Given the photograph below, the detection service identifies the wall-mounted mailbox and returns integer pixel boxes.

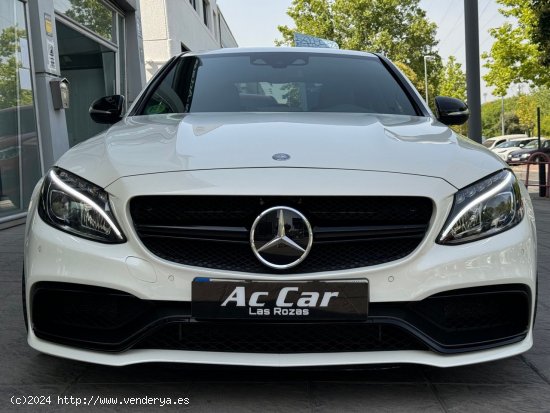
[49,78,70,110]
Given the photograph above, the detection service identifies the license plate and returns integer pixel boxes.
[192,279,368,321]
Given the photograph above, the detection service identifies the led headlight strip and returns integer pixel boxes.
[39,168,126,243]
[438,170,524,245]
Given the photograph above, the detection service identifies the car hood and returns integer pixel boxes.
[57,113,505,189]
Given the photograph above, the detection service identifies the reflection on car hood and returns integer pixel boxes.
[57,113,505,189]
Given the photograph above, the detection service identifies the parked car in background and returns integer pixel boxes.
[507,139,550,164]
[482,134,528,150]
[491,138,538,161]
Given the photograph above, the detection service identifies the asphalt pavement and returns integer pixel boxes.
[0,196,549,412]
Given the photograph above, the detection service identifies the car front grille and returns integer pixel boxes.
[129,196,433,273]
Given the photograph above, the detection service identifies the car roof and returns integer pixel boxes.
[487,134,527,141]
[180,47,378,59]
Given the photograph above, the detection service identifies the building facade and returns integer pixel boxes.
[140,0,238,79]
[0,0,146,225]
[0,0,239,225]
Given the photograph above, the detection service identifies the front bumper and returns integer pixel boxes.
[24,169,538,367]
[31,282,531,354]
[24,213,537,367]
[495,152,508,161]
[27,331,533,368]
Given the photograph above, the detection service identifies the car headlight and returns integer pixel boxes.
[38,168,126,243]
[437,170,524,245]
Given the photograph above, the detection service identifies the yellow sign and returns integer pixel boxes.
[44,13,53,37]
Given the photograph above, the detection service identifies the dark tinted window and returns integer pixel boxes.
[141,52,417,116]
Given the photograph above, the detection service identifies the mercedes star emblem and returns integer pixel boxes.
[272,153,291,161]
[250,206,313,270]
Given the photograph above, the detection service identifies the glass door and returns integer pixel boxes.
[0,0,41,220]
[56,20,117,147]
[54,0,125,147]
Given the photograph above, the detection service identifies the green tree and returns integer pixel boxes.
[64,0,113,40]
[277,0,442,90]
[481,99,502,137]
[481,96,521,137]
[436,56,467,135]
[393,61,423,94]
[0,26,33,109]
[483,0,550,96]
[481,88,550,138]
[277,0,335,46]
[532,0,550,66]
[502,112,524,134]
[438,56,467,101]
[516,94,537,135]
[534,87,550,137]
[394,60,441,109]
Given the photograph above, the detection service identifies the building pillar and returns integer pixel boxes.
[118,0,146,104]
[27,0,69,170]
[464,0,482,143]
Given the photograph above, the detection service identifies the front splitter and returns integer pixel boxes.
[27,329,533,368]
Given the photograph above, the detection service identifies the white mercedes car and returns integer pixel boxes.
[24,48,537,368]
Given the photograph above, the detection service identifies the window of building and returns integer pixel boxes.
[189,0,196,10]
[213,10,219,41]
[202,0,209,27]
[53,0,116,43]
[0,0,41,220]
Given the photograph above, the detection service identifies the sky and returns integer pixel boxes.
[216,0,514,102]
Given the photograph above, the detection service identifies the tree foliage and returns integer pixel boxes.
[277,0,442,88]
[482,100,524,137]
[481,88,550,138]
[0,26,33,109]
[393,61,423,94]
[532,0,550,66]
[516,94,537,135]
[438,56,467,101]
[483,0,550,96]
[435,56,468,135]
[64,0,113,40]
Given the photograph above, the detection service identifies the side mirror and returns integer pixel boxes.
[435,96,469,126]
[519,144,525,148]
[89,95,124,124]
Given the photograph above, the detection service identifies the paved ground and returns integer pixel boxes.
[0,197,549,412]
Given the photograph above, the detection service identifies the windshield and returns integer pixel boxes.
[483,140,496,148]
[525,140,548,149]
[495,140,529,148]
[139,52,418,116]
